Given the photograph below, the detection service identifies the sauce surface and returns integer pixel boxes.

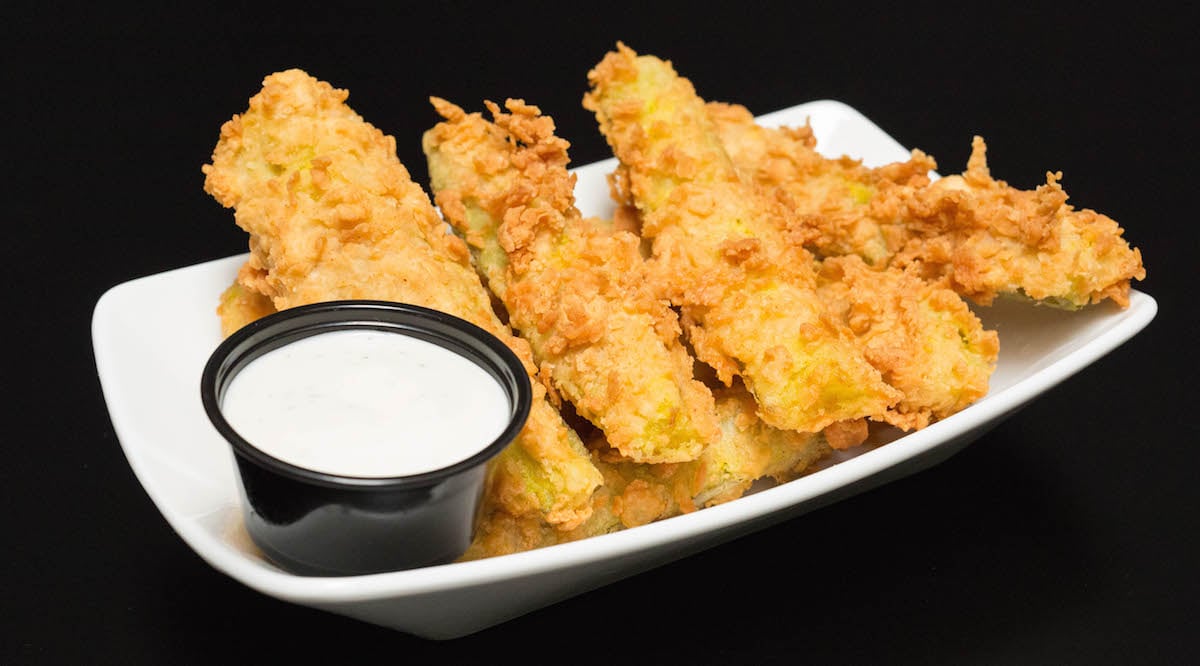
[221,329,511,477]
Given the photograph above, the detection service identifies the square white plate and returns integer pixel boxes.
[92,100,1156,639]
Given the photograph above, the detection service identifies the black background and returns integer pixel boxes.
[5,4,1197,663]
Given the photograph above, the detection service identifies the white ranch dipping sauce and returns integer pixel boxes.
[221,329,512,477]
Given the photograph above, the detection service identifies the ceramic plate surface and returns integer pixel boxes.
[92,100,1156,639]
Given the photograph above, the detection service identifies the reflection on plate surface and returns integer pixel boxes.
[92,100,1156,639]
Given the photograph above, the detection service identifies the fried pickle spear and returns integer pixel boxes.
[895,137,1145,308]
[423,97,720,464]
[583,43,900,433]
[462,386,833,559]
[816,256,999,430]
[710,102,1145,308]
[202,69,601,529]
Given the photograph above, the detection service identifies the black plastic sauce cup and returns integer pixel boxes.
[201,301,532,576]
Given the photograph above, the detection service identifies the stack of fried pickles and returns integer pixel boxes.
[203,43,1143,559]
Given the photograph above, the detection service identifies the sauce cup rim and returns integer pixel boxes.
[200,300,532,490]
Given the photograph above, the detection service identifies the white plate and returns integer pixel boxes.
[92,100,1156,639]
